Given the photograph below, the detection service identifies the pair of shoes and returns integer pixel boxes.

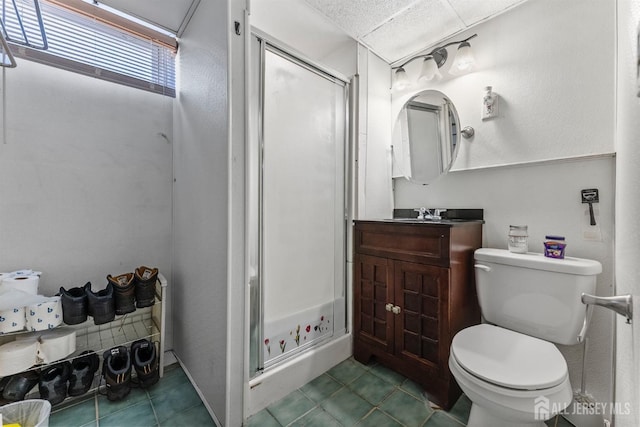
[37,351,100,405]
[102,339,159,401]
[108,267,158,314]
[84,283,115,325]
[2,370,39,402]
[68,351,100,396]
[39,361,71,405]
[60,283,116,325]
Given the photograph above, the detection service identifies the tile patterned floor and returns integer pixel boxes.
[247,357,576,427]
[49,357,577,426]
[48,363,215,427]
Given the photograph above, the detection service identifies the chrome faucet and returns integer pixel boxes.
[582,293,633,324]
[414,207,428,219]
[413,207,447,220]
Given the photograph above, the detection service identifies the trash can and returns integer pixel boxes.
[0,399,51,427]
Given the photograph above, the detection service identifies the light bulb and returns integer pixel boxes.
[393,67,409,90]
[451,42,475,75]
[417,57,441,82]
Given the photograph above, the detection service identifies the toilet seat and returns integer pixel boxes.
[451,324,568,391]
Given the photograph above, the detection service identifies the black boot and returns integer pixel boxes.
[39,362,71,405]
[131,339,159,388]
[134,266,158,308]
[107,273,136,315]
[59,286,88,325]
[85,282,115,325]
[102,346,131,401]
[68,351,100,396]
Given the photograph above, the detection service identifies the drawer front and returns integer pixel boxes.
[355,222,450,266]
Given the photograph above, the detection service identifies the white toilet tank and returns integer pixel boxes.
[474,248,602,345]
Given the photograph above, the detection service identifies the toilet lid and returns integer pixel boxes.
[451,324,568,390]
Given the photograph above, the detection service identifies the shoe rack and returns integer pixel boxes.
[0,274,168,405]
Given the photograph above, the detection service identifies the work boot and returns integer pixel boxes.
[134,266,158,308]
[68,351,100,396]
[107,273,136,315]
[85,282,115,325]
[131,339,159,388]
[59,286,88,325]
[102,346,131,401]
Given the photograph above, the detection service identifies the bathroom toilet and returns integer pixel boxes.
[449,248,602,427]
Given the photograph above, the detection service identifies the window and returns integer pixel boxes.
[2,0,176,97]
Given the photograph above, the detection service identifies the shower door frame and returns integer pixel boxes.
[248,32,352,378]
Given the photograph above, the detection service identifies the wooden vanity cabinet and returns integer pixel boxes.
[353,220,482,410]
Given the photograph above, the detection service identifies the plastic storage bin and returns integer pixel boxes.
[0,399,51,427]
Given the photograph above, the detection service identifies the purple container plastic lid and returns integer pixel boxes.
[545,235,565,241]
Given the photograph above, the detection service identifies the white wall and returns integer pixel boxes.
[615,0,640,425]
[391,0,615,171]
[0,59,173,343]
[385,0,616,413]
[172,0,230,423]
[250,0,356,78]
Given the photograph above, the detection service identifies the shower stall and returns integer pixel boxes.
[247,33,352,413]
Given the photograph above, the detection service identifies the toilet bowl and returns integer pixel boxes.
[450,324,572,426]
[449,248,602,427]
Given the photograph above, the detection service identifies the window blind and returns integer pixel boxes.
[3,0,176,97]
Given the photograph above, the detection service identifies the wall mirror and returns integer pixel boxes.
[393,90,460,184]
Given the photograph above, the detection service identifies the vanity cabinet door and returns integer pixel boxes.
[354,254,394,353]
[394,260,450,376]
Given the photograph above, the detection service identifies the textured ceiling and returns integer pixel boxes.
[303,0,527,63]
[99,0,199,34]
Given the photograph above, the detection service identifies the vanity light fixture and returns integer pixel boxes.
[392,34,477,90]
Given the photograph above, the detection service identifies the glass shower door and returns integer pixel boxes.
[250,39,347,372]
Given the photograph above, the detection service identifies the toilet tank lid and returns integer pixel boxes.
[475,248,602,275]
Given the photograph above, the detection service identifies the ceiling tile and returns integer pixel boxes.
[303,0,419,38]
[361,0,464,62]
[446,0,526,26]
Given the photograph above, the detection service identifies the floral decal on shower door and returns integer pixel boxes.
[263,313,332,362]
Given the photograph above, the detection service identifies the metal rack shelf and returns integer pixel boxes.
[0,274,167,405]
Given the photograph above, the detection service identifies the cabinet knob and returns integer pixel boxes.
[392,306,401,314]
[385,303,394,312]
